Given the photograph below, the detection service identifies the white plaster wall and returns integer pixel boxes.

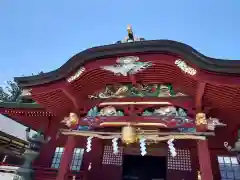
[0,166,21,180]
[0,114,36,140]
[0,172,16,180]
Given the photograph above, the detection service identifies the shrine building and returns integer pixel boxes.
[0,115,28,165]
[1,26,240,180]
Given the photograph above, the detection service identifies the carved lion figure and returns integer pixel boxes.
[154,106,178,116]
[99,106,118,116]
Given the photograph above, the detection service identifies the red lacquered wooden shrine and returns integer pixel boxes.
[1,27,240,180]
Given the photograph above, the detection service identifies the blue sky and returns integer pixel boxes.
[0,1,240,85]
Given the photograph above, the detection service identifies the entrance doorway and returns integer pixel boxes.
[122,155,166,180]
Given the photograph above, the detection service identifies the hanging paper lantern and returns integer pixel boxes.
[139,137,147,156]
[86,137,93,152]
[167,138,177,157]
[121,126,136,144]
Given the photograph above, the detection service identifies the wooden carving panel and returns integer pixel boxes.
[89,83,187,99]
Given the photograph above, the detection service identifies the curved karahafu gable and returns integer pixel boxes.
[14,40,240,87]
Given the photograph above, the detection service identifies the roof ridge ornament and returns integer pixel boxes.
[117,25,145,43]
[101,56,152,76]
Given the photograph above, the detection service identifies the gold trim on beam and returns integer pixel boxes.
[61,130,207,141]
[61,130,214,141]
[147,135,206,141]
[99,122,168,127]
[61,129,215,136]
[136,123,168,127]
[99,101,172,106]
[61,131,120,139]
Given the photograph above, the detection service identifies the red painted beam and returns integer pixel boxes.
[195,82,206,112]
[84,96,195,113]
[30,80,82,113]
[22,54,240,88]
[29,71,237,117]
[22,55,239,117]
[31,80,79,105]
[82,54,240,86]
[129,75,137,85]
[30,81,64,94]
[29,55,240,93]
[87,96,193,105]
[0,108,53,116]
[129,104,136,116]
[28,55,239,117]
[30,81,195,117]
[61,82,81,111]
[79,116,195,129]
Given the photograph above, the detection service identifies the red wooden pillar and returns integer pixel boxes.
[83,139,104,180]
[197,140,213,180]
[56,136,76,180]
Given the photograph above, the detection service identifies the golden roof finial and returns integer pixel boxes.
[116,25,144,43]
[127,25,133,33]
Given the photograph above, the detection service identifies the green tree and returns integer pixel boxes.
[0,86,9,101]
[0,81,22,102]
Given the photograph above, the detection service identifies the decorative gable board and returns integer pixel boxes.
[102,146,123,166]
[167,149,192,171]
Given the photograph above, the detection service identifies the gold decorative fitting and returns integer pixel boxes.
[67,67,85,83]
[61,112,79,128]
[69,113,79,124]
[196,113,207,125]
[175,59,197,76]
[119,25,143,43]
